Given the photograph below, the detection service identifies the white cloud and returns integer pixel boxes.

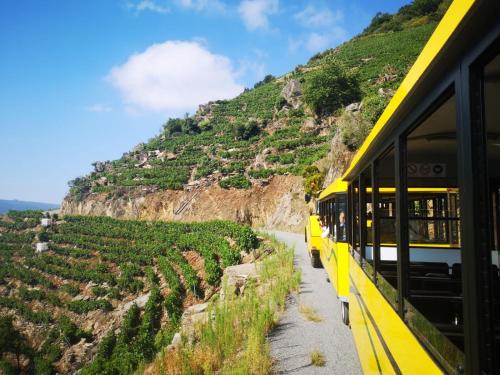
[288,28,347,54]
[294,5,343,29]
[306,32,330,53]
[127,0,170,14]
[176,0,225,12]
[236,59,265,86]
[86,104,113,113]
[289,4,347,54]
[108,41,244,112]
[238,0,279,31]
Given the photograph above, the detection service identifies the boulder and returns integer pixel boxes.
[345,102,362,112]
[171,332,182,348]
[281,79,303,109]
[92,161,112,173]
[181,303,209,337]
[95,177,108,186]
[378,87,395,98]
[221,263,258,299]
[115,292,151,317]
[56,338,94,374]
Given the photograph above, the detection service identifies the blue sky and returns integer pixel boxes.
[0,0,410,204]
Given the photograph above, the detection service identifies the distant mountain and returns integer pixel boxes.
[0,199,59,214]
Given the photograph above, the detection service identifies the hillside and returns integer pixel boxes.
[0,210,259,373]
[62,0,450,230]
[0,200,59,215]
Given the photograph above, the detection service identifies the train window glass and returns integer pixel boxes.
[351,180,360,261]
[328,198,335,237]
[407,192,460,246]
[375,146,398,308]
[334,194,347,242]
[404,93,464,373]
[362,168,374,279]
[484,51,500,358]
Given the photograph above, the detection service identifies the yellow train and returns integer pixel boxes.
[305,1,500,373]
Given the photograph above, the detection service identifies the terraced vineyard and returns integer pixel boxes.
[0,211,258,374]
[67,1,450,203]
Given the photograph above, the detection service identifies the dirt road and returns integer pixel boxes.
[268,231,362,374]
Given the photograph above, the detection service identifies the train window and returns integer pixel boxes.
[407,191,460,246]
[334,194,347,242]
[351,179,360,260]
[328,198,335,236]
[484,50,500,358]
[404,93,464,372]
[361,168,374,279]
[374,146,398,308]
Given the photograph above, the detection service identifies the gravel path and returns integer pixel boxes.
[268,231,362,375]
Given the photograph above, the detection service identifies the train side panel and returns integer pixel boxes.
[348,254,443,374]
[320,239,350,301]
[306,215,322,256]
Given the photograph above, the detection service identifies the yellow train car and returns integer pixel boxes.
[306,179,351,322]
[306,0,500,373]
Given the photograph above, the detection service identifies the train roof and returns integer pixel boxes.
[341,0,497,181]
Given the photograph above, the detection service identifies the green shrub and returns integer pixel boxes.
[248,169,275,179]
[62,284,80,296]
[303,59,361,116]
[163,116,200,136]
[219,175,252,189]
[302,166,325,196]
[232,120,260,140]
[253,74,275,88]
[362,94,389,124]
[363,12,393,34]
[67,299,112,314]
[58,315,93,344]
[337,110,373,151]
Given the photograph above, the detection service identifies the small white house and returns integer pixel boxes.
[41,218,52,227]
[36,242,49,253]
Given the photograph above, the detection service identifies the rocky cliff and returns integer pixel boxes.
[62,175,308,232]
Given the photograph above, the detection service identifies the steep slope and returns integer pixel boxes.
[0,210,259,374]
[62,0,450,231]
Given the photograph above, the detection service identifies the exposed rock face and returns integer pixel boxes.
[378,87,395,98]
[92,161,112,173]
[222,263,258,298]
[61,175,308,232]
[181,303,209,338]
[55,338,94,374]
[345,102,362,112]
[281,79,303,109]
[321,131,354,188]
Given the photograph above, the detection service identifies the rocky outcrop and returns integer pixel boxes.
[281,79,303,109]
[61,175,308,232]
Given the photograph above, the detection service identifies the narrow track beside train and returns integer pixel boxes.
[268,231,362,374]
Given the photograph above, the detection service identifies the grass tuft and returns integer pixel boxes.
[148,234,300,375]
[310,350,326,367]
[299,304,322,322]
